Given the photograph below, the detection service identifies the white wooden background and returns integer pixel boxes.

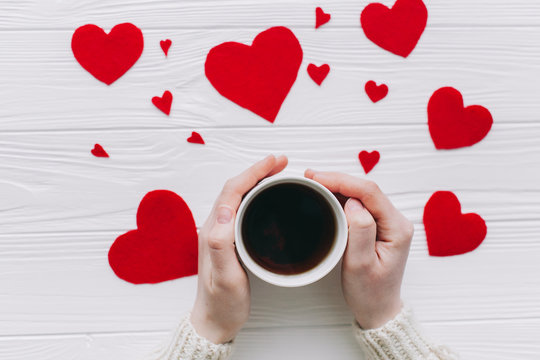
[1,0,540,358]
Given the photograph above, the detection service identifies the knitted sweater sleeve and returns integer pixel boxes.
[143,314,233,360]
[353,306,459,360]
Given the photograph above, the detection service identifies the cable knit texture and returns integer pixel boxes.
[143,314,233,360]
[353,306,459,360]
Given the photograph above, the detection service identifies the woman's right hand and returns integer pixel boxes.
[305,170,414,329]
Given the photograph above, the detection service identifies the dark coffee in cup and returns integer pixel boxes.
[241,182,337,275]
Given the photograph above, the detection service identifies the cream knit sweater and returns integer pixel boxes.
[145,307,458,360]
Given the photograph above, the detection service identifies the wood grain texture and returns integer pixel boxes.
[1,0,540,358]
[1,0,540,30]
[1,27,540,130]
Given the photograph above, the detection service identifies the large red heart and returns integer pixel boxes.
[205,26,303,123]
[72,23,144,85]
[108,190,198,284]
[361,0,428,58]
[428,87,493,150]
[423,191,487,257]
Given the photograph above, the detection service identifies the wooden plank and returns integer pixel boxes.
[1,27,540,131]
[0,125,539,234]
[1,220,539,335]
[1,0,539,30]
[1,319,539,360]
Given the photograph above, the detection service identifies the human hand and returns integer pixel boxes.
[191,155,288,344]
[304,170,414,329]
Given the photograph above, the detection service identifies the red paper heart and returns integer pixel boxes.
[187,131,205,144]
[361,0,427,58]
[307,63,330,86]
[423,191,487,257]
[91,144,109,158]
[108,190,198,284]
[315,7,331,29]
[152,90,173,115]
[205,26,303,123]
[71,23,144,85]
[428,87,493,150]
[358,150,380,174]
[365,81,388,103]
[160,39,172,56]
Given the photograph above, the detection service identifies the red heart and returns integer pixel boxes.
[307,63,330,86]
[358,150,380,174]
[423,191,487,257]
[108,190,198,284]
[187,131,205,144]
[361,0,427,58]
[428,87,493,150]
[160,39,172,56]
[365,81,388,103]
[71,23,144,85]
[152,90,173,115]
[91,144,109,158]
[315,7,331,29]
[205,26,303,123]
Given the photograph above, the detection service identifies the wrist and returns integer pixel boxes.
[354,299,403,330]
[190,308,237,344]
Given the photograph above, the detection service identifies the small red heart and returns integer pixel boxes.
[187,131,205,144]
[428,87,493,150]
[307,63,330,86]
[365,81,388,103]
[361,0,428,58]
[160,39,172,56]
[423,191,487,257]
[152,90,173,115]
[315,7,331,29]
[108,190,198,284]
[358,150,380,174]
[72,23,144,85]
[91,144,109,158]
[205,26,303,123]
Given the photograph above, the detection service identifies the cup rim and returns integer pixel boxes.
[234,175,348,287]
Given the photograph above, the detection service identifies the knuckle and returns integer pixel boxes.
[349,214,375,230]
[207,229,228,250]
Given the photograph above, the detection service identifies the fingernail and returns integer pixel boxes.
[346,198,363,211]
[217,206,233,224]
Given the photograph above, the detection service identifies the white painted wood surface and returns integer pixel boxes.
[1,0,539,359]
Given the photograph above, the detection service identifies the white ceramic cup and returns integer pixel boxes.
[234,175,348,287]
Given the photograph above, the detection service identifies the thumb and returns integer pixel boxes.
[344,198,377,258]
[207,205,241,279]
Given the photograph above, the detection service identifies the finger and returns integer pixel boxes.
[304,170,397,222]
[343,198,377,264]
[207,204,243,281]
[216,154,288,212]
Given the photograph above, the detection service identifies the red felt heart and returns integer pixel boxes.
[315,7,331,29]
[358,150,380,174]
[307,63,330,86]
[108,190,198,284]
[365,81,388,103]
[428,87,493,150]
[423,191,487,257]
[160,39,172,56]
[361,0,427,58]
[187,131,205,144]
[205,26,303,123]
[71,23,144,85]
[91,144,109,158]
[152,90,173,115]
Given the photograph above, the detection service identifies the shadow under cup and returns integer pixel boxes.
[235,176,348,287]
